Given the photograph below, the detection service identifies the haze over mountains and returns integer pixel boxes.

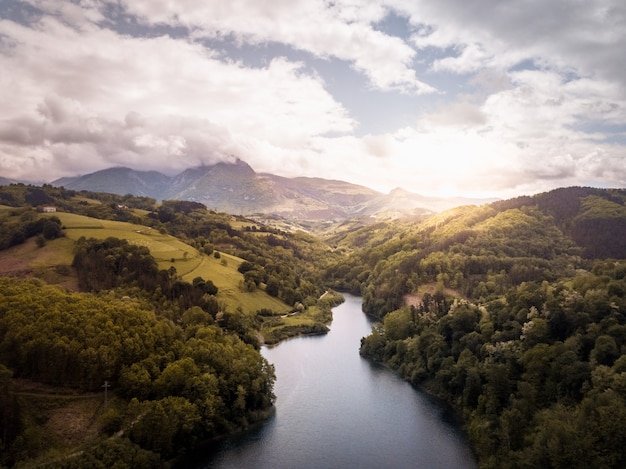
[49,159,495,220]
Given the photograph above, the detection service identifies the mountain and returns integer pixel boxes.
[260,174,381,219]
[52,167,171,199]
[164,160,276,213]
[49,159,497,220]
[355,187,497,218]
[0,176,26,186]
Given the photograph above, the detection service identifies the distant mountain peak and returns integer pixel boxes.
[388,187,412,197]
[45,159,500,220]
[214,158,255,174]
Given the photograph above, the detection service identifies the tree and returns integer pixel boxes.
[0,364,21,461]
[42,218,63,239]
[591,335,619,366]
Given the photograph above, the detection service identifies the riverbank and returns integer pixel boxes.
[259,290,344,345]
[195,294,476,469]
[171,406,277,468]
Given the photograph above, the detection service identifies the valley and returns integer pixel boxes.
[0,182,625,468]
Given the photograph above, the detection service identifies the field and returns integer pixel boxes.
[176,250,291,314]
[2,211,292,315]
[57,213,203,271]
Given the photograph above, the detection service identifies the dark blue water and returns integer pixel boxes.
[195,294,476,469]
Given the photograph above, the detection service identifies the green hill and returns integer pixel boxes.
[0,209,293,317]
[325,186,626,468]
[325,186,626,318]
[0,184,335,325]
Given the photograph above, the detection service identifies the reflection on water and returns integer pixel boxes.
[190,294,476,469]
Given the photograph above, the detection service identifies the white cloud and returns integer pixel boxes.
[0,0,625,199]
[417,100,486,129]
[0,11,354,180]
[296,61,626,197]
[114,0,434,94]
[395,0,626,87]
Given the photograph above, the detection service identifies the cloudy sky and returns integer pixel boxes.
[0,0,625,198]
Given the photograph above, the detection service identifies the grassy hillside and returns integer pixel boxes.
[3,211,292,316]
[183,251,291,315]
[58,212,198,270]
[0,185,338,336]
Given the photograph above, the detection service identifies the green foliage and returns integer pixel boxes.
[0,364,21,465]
[0,277,275,464]
[0,213,63,250]
[72,237,219,318]
[53,438,162,469]
[360,262,626,467]
[326,187,626,318]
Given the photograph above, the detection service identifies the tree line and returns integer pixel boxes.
[72,237,221,321]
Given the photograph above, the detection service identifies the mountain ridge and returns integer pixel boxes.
[40,160,496,220]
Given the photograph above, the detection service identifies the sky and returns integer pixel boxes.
[0,0,625,198]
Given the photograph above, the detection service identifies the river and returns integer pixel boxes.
[191,294,477,469]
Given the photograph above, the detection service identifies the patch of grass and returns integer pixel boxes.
[0,237,75,273]
[31,237,76,266]
[182,251,291,315]
[261,303,333,344]
[56,212,105,229]
[2,211,293,315]
[56,213,292,314]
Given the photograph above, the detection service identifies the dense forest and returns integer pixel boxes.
[0,277,275,467]
[325,187,626,317]
[326,187,626,468]
[1,183,626,467]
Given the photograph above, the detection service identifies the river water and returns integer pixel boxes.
[192,294,476,469]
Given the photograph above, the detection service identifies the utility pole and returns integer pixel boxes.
[102,380,111,410]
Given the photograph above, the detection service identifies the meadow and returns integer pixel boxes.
[28,212,293,315]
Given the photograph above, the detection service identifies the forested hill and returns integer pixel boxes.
[490,186,626,258]
[325,186,626,318]
[0,183,342,467]
[323,186,626,468]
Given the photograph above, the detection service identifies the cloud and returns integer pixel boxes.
[113,0,435,94]
[0,9,354,179]
[0,0,624,199]
[417,100,487,129]
[299,62,626,197]
[397,0,626,87]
